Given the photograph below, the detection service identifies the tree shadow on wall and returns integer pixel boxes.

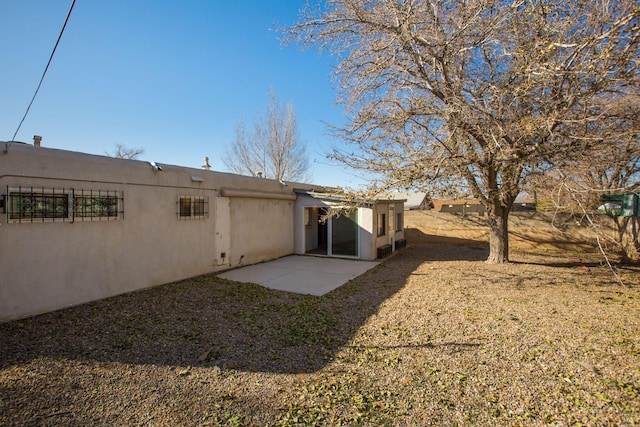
[0,228,485,376]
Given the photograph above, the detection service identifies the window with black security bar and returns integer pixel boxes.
[4,186,70,223]
[177,196,208,219]
[73,189,123,221]
[3,186,124,223]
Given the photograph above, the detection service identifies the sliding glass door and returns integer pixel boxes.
[304,207,359,258]
[330,209,358,257]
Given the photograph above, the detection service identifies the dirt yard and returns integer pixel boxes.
[404,210,607,251]
[1,212,639,426]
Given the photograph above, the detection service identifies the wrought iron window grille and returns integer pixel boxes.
[177,196,208,220]
[3,186,124,223]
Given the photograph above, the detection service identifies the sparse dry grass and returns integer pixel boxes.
[1,213,639,426]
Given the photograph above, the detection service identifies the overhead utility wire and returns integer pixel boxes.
[8,0,76,146]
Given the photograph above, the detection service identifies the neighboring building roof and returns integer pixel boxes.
[386,192,428,209]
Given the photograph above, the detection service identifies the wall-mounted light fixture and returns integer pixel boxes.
[149,161,162,171]
[190,176,204,182]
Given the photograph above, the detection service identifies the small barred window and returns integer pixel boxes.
[178,196,208,219]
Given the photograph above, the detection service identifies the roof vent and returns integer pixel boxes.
[202,157,211,170]
[33,135,42,147]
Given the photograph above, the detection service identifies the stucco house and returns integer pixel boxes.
[0,141,404,321]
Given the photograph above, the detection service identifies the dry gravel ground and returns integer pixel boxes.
[1,213,639,426]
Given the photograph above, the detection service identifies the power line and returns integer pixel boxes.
[9,0,76,144]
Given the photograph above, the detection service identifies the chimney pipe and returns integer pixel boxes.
[202,157,211,170]
[33,135,42,147]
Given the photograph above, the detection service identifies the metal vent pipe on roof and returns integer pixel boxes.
[33,135,42,147]
[202,157,211,170]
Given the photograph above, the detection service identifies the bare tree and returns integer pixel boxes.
[528,94,640,260]
[286,0,639,263]
[531,95,639,206]
[107,143,144,160]
[224,89,311,182]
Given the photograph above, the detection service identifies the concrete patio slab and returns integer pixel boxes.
[218,255,380,296]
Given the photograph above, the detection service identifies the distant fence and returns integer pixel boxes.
[511,202,537,212]
[439,203,485,215]
[434,200,537,215]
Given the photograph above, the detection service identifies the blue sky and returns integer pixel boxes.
[0,1,367,188]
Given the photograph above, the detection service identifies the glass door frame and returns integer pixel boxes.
[328,207,359,258]
[304,206,360,259]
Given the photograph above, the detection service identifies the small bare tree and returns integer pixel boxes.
[224,89,311,182]
[528,94,640,261]
[286,0,639,263]
[107,143,144,160]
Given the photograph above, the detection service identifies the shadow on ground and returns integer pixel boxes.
[3,228,589,376]
[404,227,489,261]
[1,230,458,375]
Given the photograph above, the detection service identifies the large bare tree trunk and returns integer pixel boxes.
[487,207,510,264]
[483,165,514,264]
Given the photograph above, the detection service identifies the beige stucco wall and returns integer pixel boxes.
[357,207,375,260]
[304,207,321,252]
[372,202,405,256]
[0,143,298,321]
[393,203,406,245]
[227,196,295,266]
